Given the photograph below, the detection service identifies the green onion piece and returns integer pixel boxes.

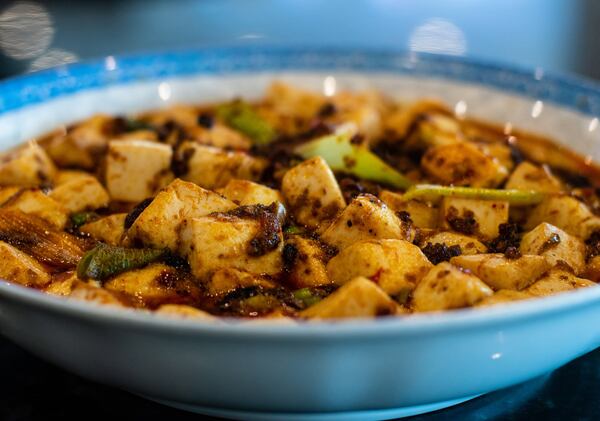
[77,243,165,281]
[294,133,412,189]
[284,225,304,235]
[124,119,154,132]
[293,288,322,308]
[70,212,98,228]
[402,184,546,206]
[216,101,275,145]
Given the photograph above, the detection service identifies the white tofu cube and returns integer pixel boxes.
[50,171,109,213]
[281,156,346,231]
[218,179,283,206]
[505,162,563,192]
[526,269,596,297]
[0,142,57,187]
[526,195,600,239]
[0,240,50,287]
[106,139,173,202]
[420,231,487,255]
[326,239,432,296]
[520,223,586,274]
[2,188,67,229]
[379,190,438,229]
[440,197,508,240]
[321,195,413,250]
[176,142,267,189]
[300,277,396,319]
[181,216,283,281]
[412,262,493,312]
[451,253,551,290]
[476,289,533,307]
[80,213,127,246]
[126,179,236,251]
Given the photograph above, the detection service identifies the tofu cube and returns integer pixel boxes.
[476,289,533,307]
[420,231,487,255]
[69,282,124,307]
[284,236,331,288]
[50,171,109,213]
[176,142,267,189]
[181,216,283,281]
[326,239,432,296]
[0,142,57,187]
[526,269,596,297]
[103,264,201,307]
[379,190,438,228]
[45,114,112,169]
[450,253,551,290]
[44,272,78,296]
[106,139,173,202]
[218,179,283,206]
[80,213,127,246]
[440,197,508,240]
[520,223,586,274]
[281,156,346,231]
[2,188,67,229]
[321,194,413,250]
[0,240,50,287]
[156,304,216,320]
[189,123,252,150]
[300,277,396,319]
[421,142,508,187]
[505,162,563,192]
[126,179,236,251]
[584,256,600,283]
[412,262,493,312]
[526,195,600,239]
[208,268,277,296]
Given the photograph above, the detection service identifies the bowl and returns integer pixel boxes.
[0,47,599,421]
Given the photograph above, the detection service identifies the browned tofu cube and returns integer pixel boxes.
[218,179,283,206]
[476,289,533,307]
[300,277,396,319]
[421,142,508,187]
[106,139,174,202]
[126,179,236,251]
[505,162,562,192]
[281,156,346,231]
[181,215,283,281]
[284,236,331,288]
[156,304,216,320]
[176,142,267,189]
[321,195,413,250]
[50,170,109,213]
[80,213,127,246]
[326,239,432,296]
[379,190,438,229]
[520,223,586,274]
[450,253,551,290]
[412,262,493,312]
[208,268,277,296]
[2,188,67,229]
[526,269,596,297]
[583,256,600,283]
[0,241,50,287]
[103,264,201,307]
[0,143,57,187]
[419,231,487,255]
[440,197,508,240]
[526,195,600,239]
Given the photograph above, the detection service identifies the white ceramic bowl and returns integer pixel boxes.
[0,48,599,421]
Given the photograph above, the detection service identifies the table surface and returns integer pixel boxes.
[1,335,598,421]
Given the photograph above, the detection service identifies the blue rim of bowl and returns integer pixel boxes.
[0,46,600,339]
[1,46,600,116]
